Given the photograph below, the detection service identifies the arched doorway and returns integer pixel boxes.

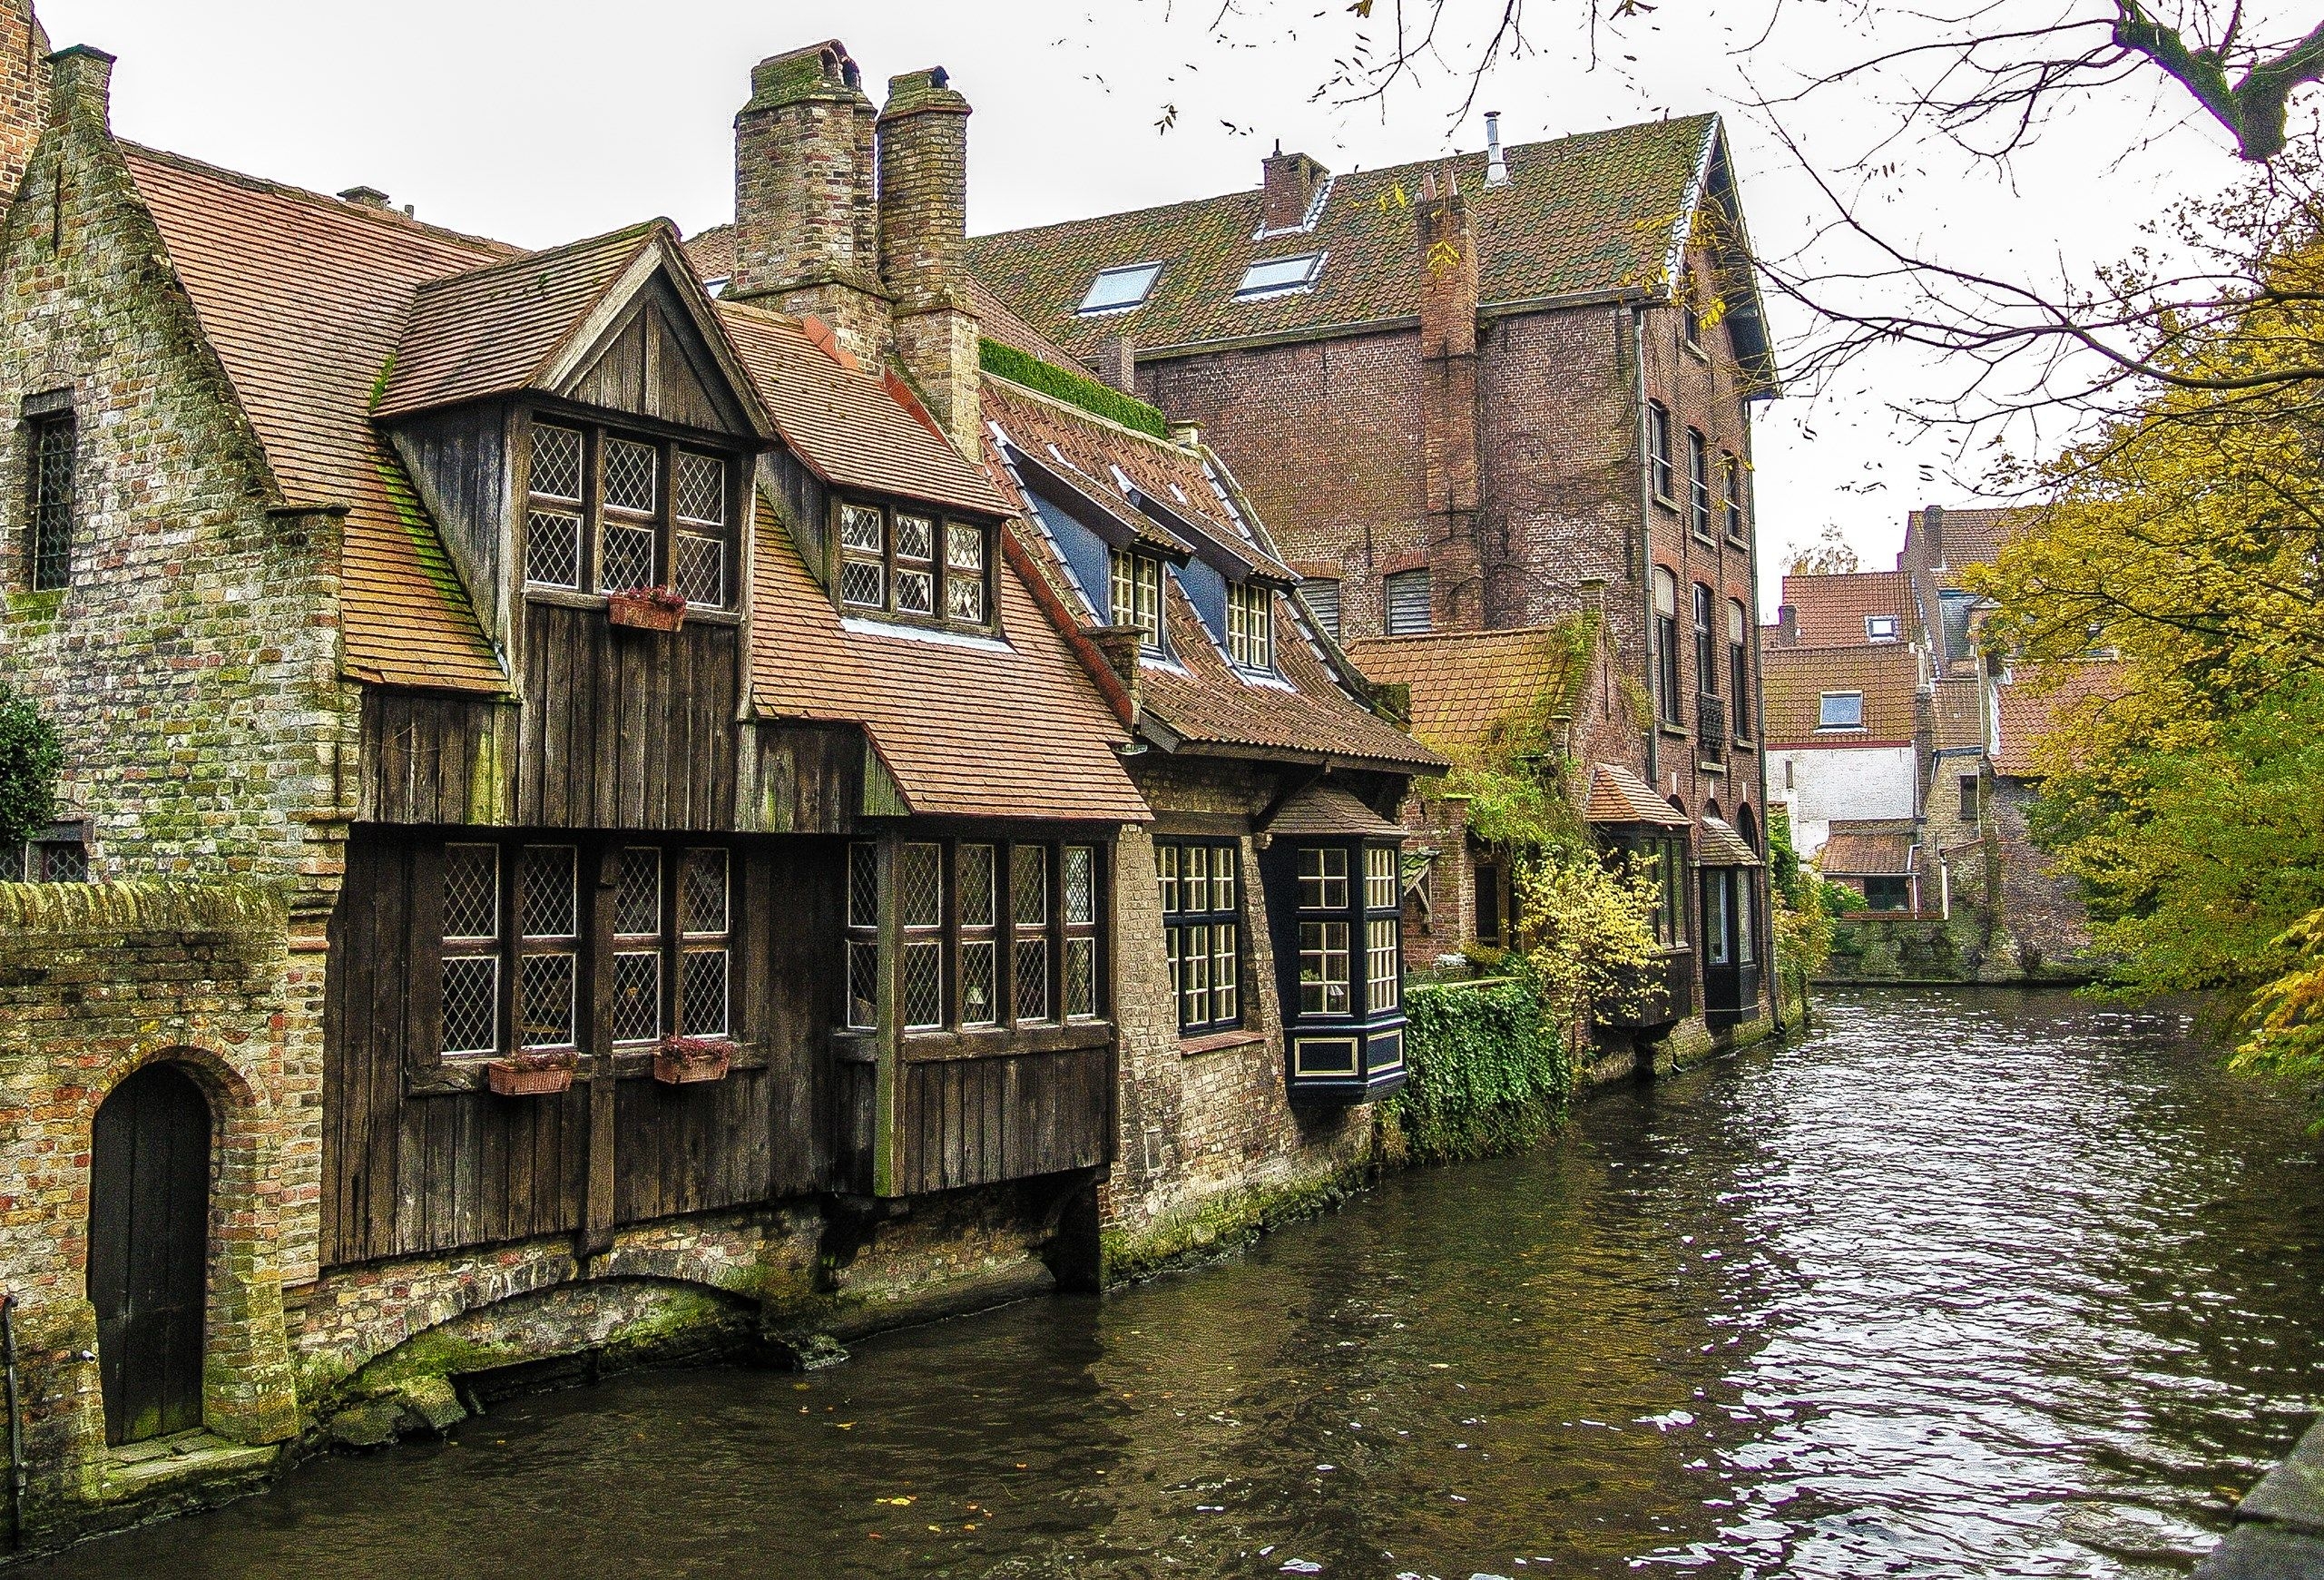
[88,1063,211,1445]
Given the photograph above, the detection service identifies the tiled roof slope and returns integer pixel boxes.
[1698,815,1761,867]
[1761,643,1920,745]
[965,276,1088,372]
[1587,763,1689,827]
[966,116,1721,359]
[982,375,1438,771]
[746,494,1145,823]
[1993,660,2127,778]
[1780,570,1911,648]
[1907,505,2027,567]
[1344,625,1585,753]
[1820,826,1914,874]
[1268,782,1403,838]
[125,145,514,692]
[684,222,737,282]
[721,299,1010,518]
[1930,675,1986,751]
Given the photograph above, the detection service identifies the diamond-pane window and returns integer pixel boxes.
[0,845,22,881]
[521,846,577,939]
[902,940,943,1029]
[681,849,728,936]
[519,952,576,1048]
[848,842,879,929]
[603,437,657,515]
[946,576,985,623]
[1015,937,1050,1023]
[440,956,497,1055]
[1066,937,1097,1019]
[602,522,656,594]
[896,566,935,615]
[946,522,985,574]
[675,533,725,607]
[899,843,941,929]
[959,844,995,927]
[611,951,661,1044]
[675,452,727,525]
[526,509,582,589]
[1014,846,1048,927]
[531,425,583,500]
[616,848,661,937]
[840,505,885,553]
[443,845,499,939]
[40,842,86,883]
[682,948,729,1037]
[840,559,885,609]
[28,411,74,592]
[959,940,995,1027]
[848,940,879,1030]
[1064,847,1095,926]
[897,514,934,562]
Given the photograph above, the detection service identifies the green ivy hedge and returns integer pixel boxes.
[978,339,1171,440]
[1382,974,1575,1163]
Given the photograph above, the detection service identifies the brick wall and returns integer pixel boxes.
[1992,777,2097,975]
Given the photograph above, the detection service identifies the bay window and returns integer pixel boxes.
[1266,829,1408,1100]
[523,419,737,608]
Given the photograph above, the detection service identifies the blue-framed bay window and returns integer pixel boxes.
[1261,818,1407,1101]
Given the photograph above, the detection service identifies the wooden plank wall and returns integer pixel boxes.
[893,1045,1113,1196]
[360,691,507,827]
[518,603,740,830]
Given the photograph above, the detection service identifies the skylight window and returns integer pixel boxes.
[1078,263,1162,315]
[1818,692,1865,729]
[1235,253,1323,299]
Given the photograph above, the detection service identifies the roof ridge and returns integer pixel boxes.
[409,218,669,295]
[983,368,1195,455]
[121,140,522,258]
[966,113,1720,244]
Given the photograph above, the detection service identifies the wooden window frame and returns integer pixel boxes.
[1226,582,1274,672]
[1108,546,1164,652]
[1692,582,1719,700]
[1158,838,1241,1035]
[1721,452,1747,544]
[1687,428,1713,542]
[1652,569,1683,727]
[1646,400,1675,505]
[521,416,744,610]
[833,496,995,633]
[1727,598,1751,741]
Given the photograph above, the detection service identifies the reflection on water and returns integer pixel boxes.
[31,989,2324,1579]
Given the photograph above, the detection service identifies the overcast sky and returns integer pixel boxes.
[37,0,2268,604]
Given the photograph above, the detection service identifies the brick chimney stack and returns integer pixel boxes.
[1923,503,1946,567]
[877,66,981,456]
[0,1,51,205]
[1777,604,1798,647]
[1417,170,1484,631]
[1260,142,1326,232]
[731,41,888,363]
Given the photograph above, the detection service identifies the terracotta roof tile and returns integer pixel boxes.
[1779,570,1911,648]
[684,221,737,283]
[125,145,512,692]
[967,117,1743,362]
[1266,782,1404,838]
[747,494,1145,823]
[980,376,1438,771]
[1760,643,1920,746]
[1343,625,1586,753]
[1819,826,1914,875]
[1993,659,2127,777]
[1587,763,1690,827]
[1930,675,1986,752]
[720,299,1010,518]
[1697,815,1761,867]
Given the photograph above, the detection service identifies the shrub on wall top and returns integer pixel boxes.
[0,681,61,852]
[1385,972,1574,1163]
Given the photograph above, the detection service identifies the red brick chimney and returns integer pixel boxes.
[1923,503,1946,567]
[0,1,51,204]
[731,41,888,363]
[1260,142,1327,232]
[878,66,980,455]
[1417,170,1483,631]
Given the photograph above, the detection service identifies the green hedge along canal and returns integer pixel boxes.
[32,988,2324,1577]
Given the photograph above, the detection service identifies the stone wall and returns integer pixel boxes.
[1990,777,2100,977]
[0,880,304,1536]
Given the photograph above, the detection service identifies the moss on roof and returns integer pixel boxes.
[978,338,1168,438]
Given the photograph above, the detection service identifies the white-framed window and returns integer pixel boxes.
[524,424,584,590]
[1226,582,1273,670]
[1367,918,1400,1013]
[516,844,579,1051]
[1866,614,1899,642]
[838,500,992,629]
[1235,253,1324,299]
[439,842,501,1056]
[1819,692,1865,730]
[959,842,998,1028]
[1365,847,1397,911]
[1078,262,1163,315]
[1299,921,1350,1015]
[1110,547,1163,650]
[672,451,729,608]
[678,847,731,1039]
[1299,845,1349,909]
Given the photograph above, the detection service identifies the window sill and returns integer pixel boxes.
[1652,493,1679,512]
[524,586,742,624]
[1180,1027,1265,1059]
[407,1040,767,1094]
[1691,532,1717,549]
[1724,535,1750,553]
[901,1021,1113,1063]
[1657,723,1691,741]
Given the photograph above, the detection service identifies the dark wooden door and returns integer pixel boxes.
[88,1063,211,1445]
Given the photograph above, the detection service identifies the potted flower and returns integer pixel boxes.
[486,1047,577,1096]
[606,585,687,633]
[653,1035,735,1085]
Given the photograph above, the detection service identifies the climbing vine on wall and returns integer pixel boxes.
[1385,972,1574,1163]
[0,680,61,853]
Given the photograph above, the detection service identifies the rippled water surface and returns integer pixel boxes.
[34,989,2324,1579]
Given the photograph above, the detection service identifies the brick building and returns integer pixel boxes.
[969,113,1780,1043]
[0,19,1439,1546]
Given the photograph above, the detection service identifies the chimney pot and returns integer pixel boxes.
[1484,111,1509,185]
[338,185,391,209]
[1170,419,1201,449]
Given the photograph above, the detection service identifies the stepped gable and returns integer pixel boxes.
[124,144,516,692]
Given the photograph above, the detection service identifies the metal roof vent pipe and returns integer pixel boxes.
[1483,111,1509,185]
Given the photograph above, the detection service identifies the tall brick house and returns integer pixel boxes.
[0,20,1437,1546]
[971,114,1780,1044]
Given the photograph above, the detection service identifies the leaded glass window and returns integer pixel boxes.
[611,847,662,1045]
[517,845,578,1050]
[27,409,74,593]
[679,848,730,1039]
[522,420,738,608]
[439,843,500,1056]
[834,500,992,629]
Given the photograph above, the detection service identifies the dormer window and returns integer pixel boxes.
[1078,262,1163,315]
[1226,582,1273,671]
[1109,547,1163,652]
[1235,253,1323,299]
[837,499,993,630]
[522,420,736,609]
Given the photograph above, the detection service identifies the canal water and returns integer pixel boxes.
[31,989,2324,1578]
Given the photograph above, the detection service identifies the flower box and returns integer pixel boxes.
[606,587,686,633]
[486,1051,576,1096]
[653,1036,734,1085]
